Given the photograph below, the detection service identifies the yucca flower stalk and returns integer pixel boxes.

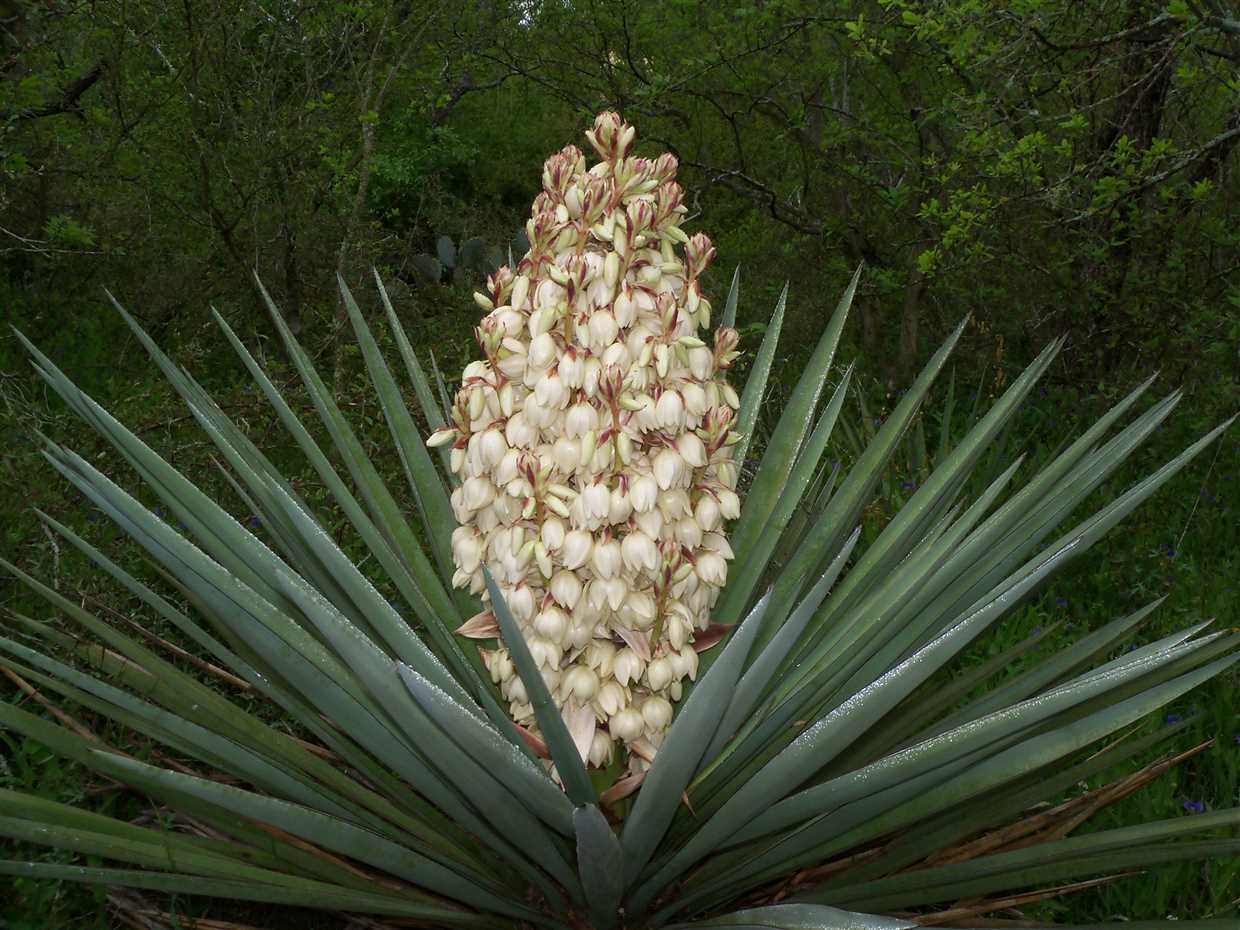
[1,112,1237,930]
[432,114,741,771]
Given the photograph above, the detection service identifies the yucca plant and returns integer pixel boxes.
[2,112,1237,930]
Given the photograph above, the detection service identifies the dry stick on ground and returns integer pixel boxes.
[925,738,1214,867]
[909,874,1137,927]
[1,664,102,742]
[762,735,1212,915]
[83,594,254,692]
[82,597,343,763]
[251,819,413,894]
[108,888,272,930]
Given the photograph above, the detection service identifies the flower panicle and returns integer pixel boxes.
[443,113,739,773]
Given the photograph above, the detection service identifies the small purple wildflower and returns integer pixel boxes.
[246,515,262,529]
[1054,596,1068,609]
[1165,713,1183,724]
[1183,799,1205,814]
[901,480,916,491]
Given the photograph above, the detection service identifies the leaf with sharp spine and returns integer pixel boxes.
[231,491,579,891]
[795,455,1032,712]
[817,806,1240,912]
[669,394,1210,868]
[0,640,358,823]
[3,527,475,859]
[787,337,1059,660]
[0,700,512,916]
[715,365,854,625]
[634,534,1082,903]
[921,598,1168,740]
[731,283,787,472]
[748,315,970,660]
[0,860,490,923]
[93,750,553,921]
[23,451,535,863]
[372,268,454,475]
[835,619,1064,766]
[259,478,478,710]
[721,265,740,328]
[484,566,596,807]
[731,269,859,571]
[725,627,1230,851]
[574,805,624,930]
[833,717,1204,891]
[251,278,462,632]
[397,663,575,838]
[695,370,1171,807]
[704,529,861,765]
[0,813,349,891]
[212,307,512,734]
[0,788,372,889]
[338,274,456,584]
[664,645,1238,917]
[621,592,771,890]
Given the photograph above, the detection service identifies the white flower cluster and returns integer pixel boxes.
[430,112,742,771]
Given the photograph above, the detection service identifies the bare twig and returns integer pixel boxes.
[84,595,254,692]
[911,873,1135,925]
[0,665,101,743]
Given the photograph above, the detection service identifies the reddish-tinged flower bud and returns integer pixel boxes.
[627,199,654,235]
[653,153,679,183]
[685,233,717,279]
[586,111,625,161]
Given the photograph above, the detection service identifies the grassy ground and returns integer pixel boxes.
[0,304,1237,927]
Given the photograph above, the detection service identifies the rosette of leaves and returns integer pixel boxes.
[0,114,1237,930]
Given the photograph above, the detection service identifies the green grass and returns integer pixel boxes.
[1,310,1237,926]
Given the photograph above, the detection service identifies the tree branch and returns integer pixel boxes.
[6,62,105,121]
